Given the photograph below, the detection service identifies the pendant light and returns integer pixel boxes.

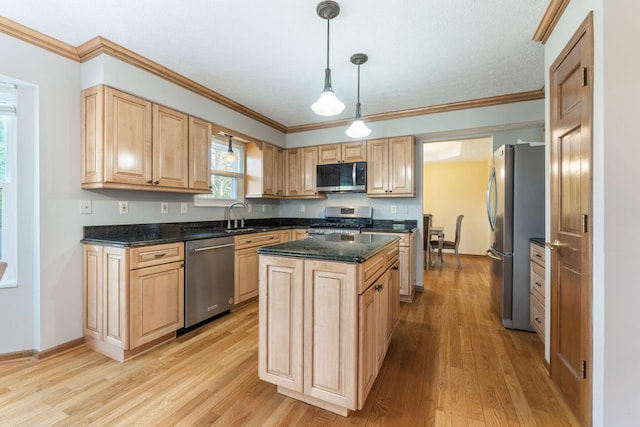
[345,53,371,138]
[223,133,238,162]
[311,1,345,116]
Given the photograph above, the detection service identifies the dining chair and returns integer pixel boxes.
[431,214,464,268]
[423,214,433,269]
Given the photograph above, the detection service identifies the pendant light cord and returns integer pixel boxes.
[326,18,330,69]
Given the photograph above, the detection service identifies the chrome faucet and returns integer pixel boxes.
[225,202,248,229]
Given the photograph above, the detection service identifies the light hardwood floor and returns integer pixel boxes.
[0,255,579,426]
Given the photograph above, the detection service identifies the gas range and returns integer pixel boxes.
[308,206,373,235]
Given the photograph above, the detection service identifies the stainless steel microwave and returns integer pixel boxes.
[316,161,366,193]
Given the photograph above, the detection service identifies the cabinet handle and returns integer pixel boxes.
[535,281,542,287]
[245,240,252,244]
[392,266,399,270]
[535,317,542,324]
[535,254,543,258]
[147,180,153,184]
[154,253,167,257]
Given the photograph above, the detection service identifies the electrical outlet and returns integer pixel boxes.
[80,200,92,214]
[300,204,305,213]
[390,205,397,214]
[161,202,169,214]
[180,203,188,214]
[118,201,128,215]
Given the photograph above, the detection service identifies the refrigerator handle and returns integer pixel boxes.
[485,249,502,261]
[486,167,498,231]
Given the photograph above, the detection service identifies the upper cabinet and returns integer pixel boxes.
[246,141,285,198]
[366,136,415,197]
[188,117,212,191]
[81,85,210,194]
[284,146,326,199]
[318,141,367,164]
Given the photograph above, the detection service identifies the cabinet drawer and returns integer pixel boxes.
[235,231,281,250]
[385,244,399,269]
[530,294,545,342]
[361,252,386,294]
[530,262,545,301]
[530,243,545,267]
[130,242,184,269]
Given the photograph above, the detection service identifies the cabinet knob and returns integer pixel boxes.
[154,180,160,185]
[147,180,153,184]
[535,317,542,324]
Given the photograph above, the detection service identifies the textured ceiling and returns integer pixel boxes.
[0,0,548,129]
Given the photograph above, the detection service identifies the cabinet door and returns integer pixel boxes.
[358,283,377,409]
[104,87,153,186]
[366,139,389,195]
[376,275,389,369]
[234,247,260,304]
[83,244,103,340]
[262,143,276,196]
[293,229,309,240]
[152,105,189,188]
[130,261,184,349]
[389,261,400,340]
[304,260,358,410]
[189,117,211,191]
[318,144,342,164]
[285,148,301,197]
[388,136,414,195]
[342,141,367,163]
[258,256,304,392]
[274,147,285,196]
[398,245,410,298]
[301,146,320,196]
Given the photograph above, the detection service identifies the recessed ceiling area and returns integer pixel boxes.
[423,137,493,164]
[0,1,548,129]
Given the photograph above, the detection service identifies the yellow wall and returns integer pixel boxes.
[423,160,491,255]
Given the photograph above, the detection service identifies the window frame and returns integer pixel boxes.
[0,113,17,288]
[194,138,245,207]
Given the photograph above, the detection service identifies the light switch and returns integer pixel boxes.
[180,203,188,214]
[161,202,169,214]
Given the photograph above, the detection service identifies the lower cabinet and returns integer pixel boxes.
[234,230,282,306]
[258,240,399,416]
[365,230,416,302]
[83,242,184,362]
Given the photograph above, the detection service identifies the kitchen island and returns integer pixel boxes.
[257,233,400,416]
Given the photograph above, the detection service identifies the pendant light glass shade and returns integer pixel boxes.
[312,2,344,116]
[345,53,371,138]
[223,134,238,162]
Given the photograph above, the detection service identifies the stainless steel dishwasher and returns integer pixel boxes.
[184,236,235,328]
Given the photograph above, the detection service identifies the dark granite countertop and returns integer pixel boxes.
[257,233,400,263]
[82,218,418,247]
[529,237,545,247]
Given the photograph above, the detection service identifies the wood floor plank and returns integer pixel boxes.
[0,254,578,425]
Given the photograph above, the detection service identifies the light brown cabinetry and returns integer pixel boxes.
[530,243,546,342]
[81,85,210,194]
[366,136,415,197]
[285,146,325,198]
[318,141,367,164]
[292,228,309,240]
[234,230,282,305]
[365,230,417,302]
[258,239,398,416]
[188,117,212,191]
[246,142,285,198]
[83,242,185,362]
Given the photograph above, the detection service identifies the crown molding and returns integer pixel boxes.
[287,89,545,133]
[1,16,545,136]
[0,16,79,60]
[533,0,571,44]
[76,36,288,133]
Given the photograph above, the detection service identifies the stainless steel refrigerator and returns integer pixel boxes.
[486,143,544,331]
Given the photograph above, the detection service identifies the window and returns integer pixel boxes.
[194,136,245,207]
[0,82,17,287]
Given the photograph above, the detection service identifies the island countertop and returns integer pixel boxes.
[257,233,400,263]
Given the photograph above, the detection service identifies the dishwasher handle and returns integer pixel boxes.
[191,243,235,253]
